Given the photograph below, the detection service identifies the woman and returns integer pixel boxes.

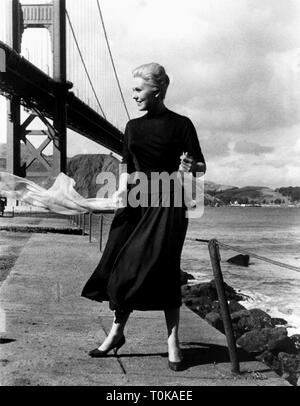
[81,63,206,371]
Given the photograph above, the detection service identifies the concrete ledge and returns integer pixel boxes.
[0,225,82,234]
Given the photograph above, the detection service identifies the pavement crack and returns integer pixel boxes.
[116,356,127,374]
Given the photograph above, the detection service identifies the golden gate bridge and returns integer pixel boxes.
[0,0,129,181]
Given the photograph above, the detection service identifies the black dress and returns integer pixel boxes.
[81,109,205,312]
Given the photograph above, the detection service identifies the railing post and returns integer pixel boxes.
[208,238,240,374]
[82,213,85,236]
[99,214,104,252]
[89,212,92,243]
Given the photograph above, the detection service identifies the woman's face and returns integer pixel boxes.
[132,76,158,112]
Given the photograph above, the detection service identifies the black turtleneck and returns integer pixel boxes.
[122,109,205,174]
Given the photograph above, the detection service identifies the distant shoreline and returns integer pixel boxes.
[214,204,300,208]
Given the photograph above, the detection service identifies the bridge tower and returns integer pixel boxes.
[6,0,68,179]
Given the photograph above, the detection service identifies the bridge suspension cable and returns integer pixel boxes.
[65,9,106,119]
[96,0,130,121]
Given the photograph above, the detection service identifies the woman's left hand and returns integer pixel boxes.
[179,152,195,172]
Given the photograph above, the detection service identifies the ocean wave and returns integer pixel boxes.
[240,291,300,336]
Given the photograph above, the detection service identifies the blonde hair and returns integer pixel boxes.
[132,63,170,100]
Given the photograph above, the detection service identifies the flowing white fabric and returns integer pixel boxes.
[0,171,204,218]
[0,172,117,215]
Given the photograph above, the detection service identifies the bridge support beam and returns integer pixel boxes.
[6,0,23,176]
[52,0,67,176]
[7,97,23,176]
[6,0,68,179]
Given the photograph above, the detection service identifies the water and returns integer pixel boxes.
[184,206,300,336]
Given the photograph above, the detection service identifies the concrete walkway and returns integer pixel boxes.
[0,217,290,386]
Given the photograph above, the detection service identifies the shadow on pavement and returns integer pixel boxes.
[180,341,254,366]
[0,338,16,344]
[107,341,255,372]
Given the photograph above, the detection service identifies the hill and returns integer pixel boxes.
[213,186,290,205]
[275,187,300,203]
[204,181,237,193]
[67,154,120,198]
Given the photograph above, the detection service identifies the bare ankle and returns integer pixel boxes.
[108,330,124,340]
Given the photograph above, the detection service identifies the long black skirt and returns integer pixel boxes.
[81,201,188,312]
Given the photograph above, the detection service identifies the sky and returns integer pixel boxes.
[1,0,300,188]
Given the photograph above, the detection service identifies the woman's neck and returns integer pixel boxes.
[147,102,167,116]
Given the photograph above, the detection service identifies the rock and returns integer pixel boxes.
[229,300,246,313]
[180,272,188,286]
[183,295,215,319]
[210,300,246,316]
[271,317,288,326]
[256,351,281,374]
[236,327,295,354]
[273,337,298,355]
[231,310,251,338]
[180,271,191,285]
[230,311,250,338]
[227,254,249,267]
[231,310,250,319]
[290,334,300,352]
[182,283,208,300]
[205,312,224,333]
[184,271,195,280]
[210,280,245,301]
[182,280,245,303]
[249,309,275,328]
[230,308,275,338]
[278,352,300,386]
[182,280,247,320]
[278,352,300,371]
[181,282,217,301]
[282,372,291,381]
[184,295,213,307]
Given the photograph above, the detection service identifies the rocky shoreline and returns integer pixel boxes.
[181,273,300,386]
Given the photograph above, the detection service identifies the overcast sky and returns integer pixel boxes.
[1,0,300,187]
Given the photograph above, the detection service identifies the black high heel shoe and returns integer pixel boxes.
[168,359,183,372]
[168,349,184,372]
[89,336,126,358]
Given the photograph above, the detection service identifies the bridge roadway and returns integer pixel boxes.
[0,216,290,386]
[0,41,123,155]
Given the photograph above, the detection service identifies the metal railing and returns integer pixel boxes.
[69,210,114,252]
